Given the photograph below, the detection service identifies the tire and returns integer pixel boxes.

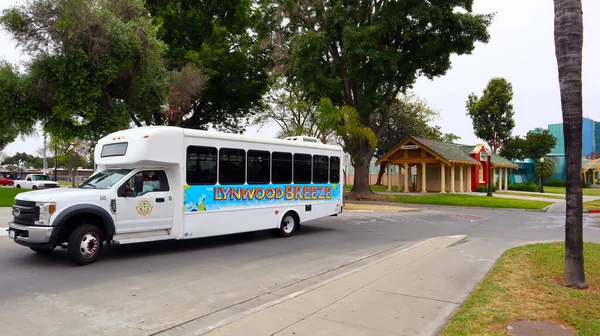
[8,182,13,186]
[16,184,21,188]
[30,247,54,254]
[68,224,103,266]
[271,212,298,238]
[32,185,38,190]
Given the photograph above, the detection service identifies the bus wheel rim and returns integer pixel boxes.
[282,216,294,233]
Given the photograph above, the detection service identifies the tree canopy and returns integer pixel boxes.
[500,130,557,162]
[0,0,171,141]
[145,0,273,132]
[264,0,492,194]
[525,129,557,161]
[254,77,335,143]
[466,77,516,153]
[0,62,37,151]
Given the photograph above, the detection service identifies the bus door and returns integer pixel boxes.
[115,170,172,233]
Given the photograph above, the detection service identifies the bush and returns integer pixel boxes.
[583,182,591,188]
[544,180,565,187]
[475,185,496,193]
[507,182,538,192]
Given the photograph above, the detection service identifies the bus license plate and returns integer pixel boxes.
[9,230,15,239]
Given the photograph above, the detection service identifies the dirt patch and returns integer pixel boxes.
[345,191,389,201]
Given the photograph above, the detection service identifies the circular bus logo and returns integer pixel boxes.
[12,207,20,217]
[136,199,153,217]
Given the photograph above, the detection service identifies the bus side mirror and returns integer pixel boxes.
[134,175,144,194]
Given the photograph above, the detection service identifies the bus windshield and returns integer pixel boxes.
[78,169,132,189]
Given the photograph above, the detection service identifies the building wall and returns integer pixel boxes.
[547,117,597,156]
[548,123,565,155]
[595,121,600,153]
[583,117,595,156]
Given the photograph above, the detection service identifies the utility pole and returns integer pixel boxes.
[54,143,57,182]
[43,132,47,175]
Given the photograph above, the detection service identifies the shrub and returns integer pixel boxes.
[544,180,565,187]
[507,182,538,192]
[475,185,496,193]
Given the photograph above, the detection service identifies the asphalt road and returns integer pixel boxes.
[1,206,599,336]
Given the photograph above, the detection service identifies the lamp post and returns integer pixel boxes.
[486,149,493,197]
[539,157,545,193]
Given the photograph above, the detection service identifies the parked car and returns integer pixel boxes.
[0,176,14,186]
[14,174,60,189]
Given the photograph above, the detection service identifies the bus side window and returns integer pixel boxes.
[272,152,292,184]
[186,146,217,185]
[330,157,340,183]
[293,153,312,184]
[248,150,270,184]
[219,148,246,185]
[313,155,329,183]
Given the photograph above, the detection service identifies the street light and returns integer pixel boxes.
[539,157,545,193]
[486,148,493,197]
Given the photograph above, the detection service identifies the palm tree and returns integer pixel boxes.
[534,157,556,191]
[554,0,586,288]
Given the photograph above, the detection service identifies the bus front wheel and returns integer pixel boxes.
[271,212,298,238]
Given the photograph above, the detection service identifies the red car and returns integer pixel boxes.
[0,176,14,186]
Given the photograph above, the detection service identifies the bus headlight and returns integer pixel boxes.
[36,202,56,226]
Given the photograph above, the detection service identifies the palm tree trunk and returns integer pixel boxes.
[554,0,586,289]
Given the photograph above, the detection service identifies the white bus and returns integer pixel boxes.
[8,126,344,265]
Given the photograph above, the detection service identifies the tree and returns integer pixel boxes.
[500,136,527,161]
[466,77,516,153]
[534,156,556,181]
[374,94,459,185]
[145,0,273,133]
[265,0,492,196]
[0,0,171,141]
[255,77,335,143]
[0,62,37,150]
[51,136,90,187]
[525,129,557,161]
[1,152,37,172]
[554,0,586,288]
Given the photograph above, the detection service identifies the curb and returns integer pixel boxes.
[167,235,467,336]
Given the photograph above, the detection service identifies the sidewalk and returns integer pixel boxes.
[165,235,510,336]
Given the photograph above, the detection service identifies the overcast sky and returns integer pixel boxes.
[1,0,599,156]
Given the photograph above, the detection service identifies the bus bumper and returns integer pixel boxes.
[8,222,57,249]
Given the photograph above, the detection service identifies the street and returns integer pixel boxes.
[0,206,599,335]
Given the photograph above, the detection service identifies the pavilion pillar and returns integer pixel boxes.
[459,165,464,192]
[421,162,427,193]
[387,164,392,191]
[493,167,497,188]
[450,164,456,193]
[505,168,509,190]
[440,164,446,193]
[403,164,409,192]
[498,167,503,190]
[466,166,472,192]
[397,165,402,192]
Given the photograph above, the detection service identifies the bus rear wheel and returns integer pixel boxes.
[271,212,298,238]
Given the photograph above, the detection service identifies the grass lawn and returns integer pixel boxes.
[389,194,552,210]
[544,186,600,196]
[584,199,600,211]
[495,191,565,200]
[440,242,600,336]
[0,188,30,207]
